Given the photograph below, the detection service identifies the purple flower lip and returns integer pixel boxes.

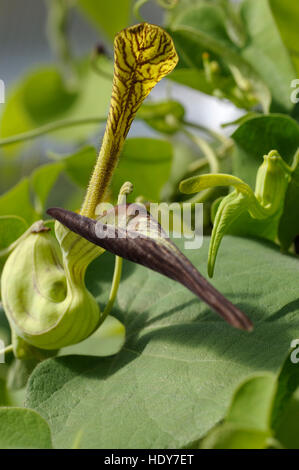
[47,206,253,332]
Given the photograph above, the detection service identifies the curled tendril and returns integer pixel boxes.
[180,150,293,278]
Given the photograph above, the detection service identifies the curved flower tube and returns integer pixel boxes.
[180,150,292,277]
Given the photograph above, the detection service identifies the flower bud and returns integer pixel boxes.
[1,220,102,355]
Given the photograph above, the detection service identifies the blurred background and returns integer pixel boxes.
[0,0,243,196]
[0,0,242,127]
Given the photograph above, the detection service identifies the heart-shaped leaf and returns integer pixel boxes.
[25,236,299,448]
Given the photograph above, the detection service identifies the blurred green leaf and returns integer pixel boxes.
[0,215,28,275]
[271,353,299,430]
[77,0,132,41]
[170,65,248,108]
[0,379,10,406]
[139,100,185,135]
[0,179,37,225]
[275,389,299,449]
[21,67,77,125]
[0,67,76,154]
[171,2,271,112]
[0,408,52,449]
[270,0,299,74]
[0,86,33,156]
[61,58,112,140]
[7,359,40,392]
[31,161,65,214]
[0,216,28,252]
[49,146,96,188]
[171,0,296,112]
[0,59,112,152]
[111,138,173,201]
[0,161,62,242]
[240,0,296,113]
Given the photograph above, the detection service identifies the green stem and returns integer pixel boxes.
[0,117,107,148]
[183,119,232,148]
[97,181,133,324]
[187,157,209,174]
[180,127,223,204]
[182,127,220,173]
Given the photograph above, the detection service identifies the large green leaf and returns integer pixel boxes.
[0,407,52,449]
[26,236,299,448]
[77,0,132,41]
[232,114,299,187]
